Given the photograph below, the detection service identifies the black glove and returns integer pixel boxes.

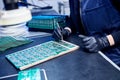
[52,27,71,41]
[79,35,110,52]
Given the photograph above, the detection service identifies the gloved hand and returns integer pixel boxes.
[52,27,71,41]
[79,35,110,52]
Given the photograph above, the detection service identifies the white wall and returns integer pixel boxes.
[27,0,59,12]
[0,0,4,10]
[0,0,70,15]
[27,0,70,15]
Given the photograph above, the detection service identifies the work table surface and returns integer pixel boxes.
[0,34,120,80]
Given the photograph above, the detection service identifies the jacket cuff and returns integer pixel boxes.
[111,31,120,45]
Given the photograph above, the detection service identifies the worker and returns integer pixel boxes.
[53,0,120,66]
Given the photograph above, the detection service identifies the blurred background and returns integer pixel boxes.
[0,0,70,15]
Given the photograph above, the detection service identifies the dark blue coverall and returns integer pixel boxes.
[68,0,120,65]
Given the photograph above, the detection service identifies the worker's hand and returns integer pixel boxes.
[79,35,110,53]
[52,27,71,41]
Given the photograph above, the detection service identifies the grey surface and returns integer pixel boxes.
[0,35,120,80]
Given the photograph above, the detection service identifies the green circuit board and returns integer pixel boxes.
[6,40,79,70]
[18,68,41,80]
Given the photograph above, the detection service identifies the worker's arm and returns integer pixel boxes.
[79,31,120,52]
[108,31,120,46]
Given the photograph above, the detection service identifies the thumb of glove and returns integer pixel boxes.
[78,35,88,50]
